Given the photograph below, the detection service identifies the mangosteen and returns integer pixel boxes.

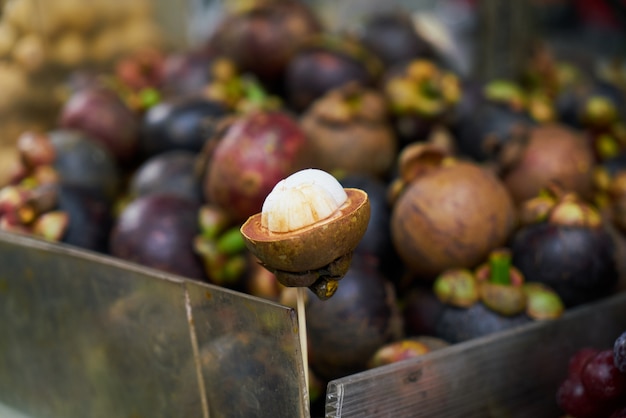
[16,129,120,202]
[511,189,619,307]
[0,181,112,253]
[497,123,596,206]
[449,84,536,162]
[207,0,322,91]
[194,204,251,291]
[128,150,203,202]
[109,193,205,280]
[305,252,403,381]
[300,82,397,179]
[114,47,166,93]
[202,109,311,223]
[389,143,516,282]
[338,172,404,282]
[402,285,446,337]
[56,184,113,253]
[285,34,382,112]
[161,49,217,97]
[433,249,563,343]
[383,58,461,147]
[59,85,140,166]
[358,10,436,70]
[139,95,230,159]
[367,336,449,369]
[555,78,625,130]
[240,169,370,300]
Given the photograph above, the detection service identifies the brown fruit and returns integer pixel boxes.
[300,83,397,179]
[499,123,595,205]
[240,188,369,273]
[391,160,516,280]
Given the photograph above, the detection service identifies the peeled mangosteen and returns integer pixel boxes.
[497,123,596,206]
[203,109,311,223]
[207,0,322,90]
[285,34,381,112]
[59,85,140,165]
[389,144,517,281]
[305,253,403,381]
[129,150,203,202]
[511,191,618,307]
[359,10,436,70]
[300,82,397,179]
[139,95,230,159]
[109,193,205,280]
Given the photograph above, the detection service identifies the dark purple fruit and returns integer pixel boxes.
[110,193,205,280]
[161,50,216,97]
[285,34,381,112]
[129,150,203,202]
[48,129,120,202]
[339,173,403,280]
[402,285,446,337]
[207,0,322,88]
[434,302,531,344]
[139,96,229,159]
[59,86,140,165]
[511,223,618,307]
[57,184,112,254]
[450,82,536,162]
[306,254,402,381]
[615,331,626,373]
[359,10,436,70]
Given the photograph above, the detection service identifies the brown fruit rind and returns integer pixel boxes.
[240,188,370,274]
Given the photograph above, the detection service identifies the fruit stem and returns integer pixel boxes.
[489,249,512,285]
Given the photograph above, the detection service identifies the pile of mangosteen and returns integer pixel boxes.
[1,0,625,413]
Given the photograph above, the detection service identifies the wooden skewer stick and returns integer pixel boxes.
[297,287,309,392]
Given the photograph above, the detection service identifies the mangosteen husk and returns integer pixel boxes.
[240,188,369,274]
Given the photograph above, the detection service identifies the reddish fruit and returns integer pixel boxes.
[203,110,311,222]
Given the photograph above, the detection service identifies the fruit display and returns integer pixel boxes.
[0,0,625,415]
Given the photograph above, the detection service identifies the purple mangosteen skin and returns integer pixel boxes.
[511,223,618,308]
[110,194,205,280]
